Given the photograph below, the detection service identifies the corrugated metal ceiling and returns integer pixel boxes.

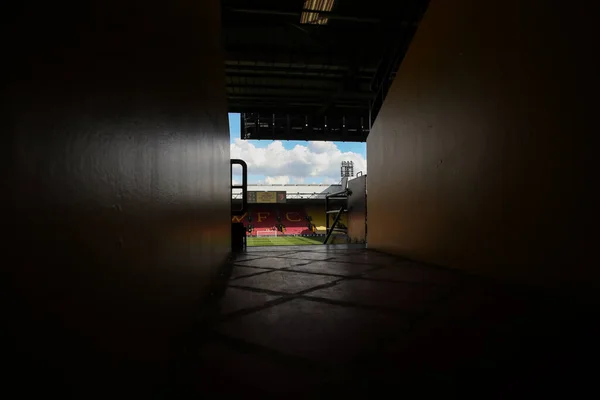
[221,0,430,141]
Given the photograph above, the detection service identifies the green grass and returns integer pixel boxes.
[247,236,324,247]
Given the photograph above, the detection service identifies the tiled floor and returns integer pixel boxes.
[173,245,599,398]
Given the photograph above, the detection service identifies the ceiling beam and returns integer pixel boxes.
[225,71,374,82]
[228,101,369,110]
[224,49,381,68]
[227,83,338,91]
[226,81,371,90]
[228,91,374,101]
[226,8,381,24]
[224,61,369,72]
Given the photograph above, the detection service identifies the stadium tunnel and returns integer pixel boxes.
[6,0,598,397]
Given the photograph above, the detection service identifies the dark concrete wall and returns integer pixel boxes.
[367,0,596,290]
[6,1,230,396]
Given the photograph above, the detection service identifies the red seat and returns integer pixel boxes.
[232,204,311,236]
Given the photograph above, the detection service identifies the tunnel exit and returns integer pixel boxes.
[229,113,367,248]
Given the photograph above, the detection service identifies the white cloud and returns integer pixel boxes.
[265,176,290,184]
[230,140,366,184]
[307,141,338,154]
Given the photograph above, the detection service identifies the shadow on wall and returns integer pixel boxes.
[6,0,231,397]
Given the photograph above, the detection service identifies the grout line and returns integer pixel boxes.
[219,280,434,321]
[227,284,291,296]
[237,264,452,288]
[229,269,278,281]
[232,263,298,270]
[298,294,422,315]
[276,265,381,279]
[228,276,347,297]
[273,256,338,262]
[342,275,456,288]
[293,278,346,296]
[283,258,385,263]
[215,295,297,321]
[230,264,275,270]
[325,259,408,266]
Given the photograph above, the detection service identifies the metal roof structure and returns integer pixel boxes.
[232,183,342,200]
[222,0,430,142]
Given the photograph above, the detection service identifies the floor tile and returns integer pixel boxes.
[193,339,325,396]
[306,279,443,311]
[330,252,402,265]
[232,253,265,262]
[288,261,377,277]
[230,270,339,294]
[305,247,368,254]
[182,245,597,398]
[218,287,280,315]
[234,257,302,269]
[362,262,463,285]
[276,251,338,261]
[378,289,554,378]
[230,266,271,279]
[214,298,407,363]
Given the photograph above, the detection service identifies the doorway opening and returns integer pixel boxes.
[229,113,367,247]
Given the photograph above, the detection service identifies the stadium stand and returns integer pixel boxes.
[232,204,314,236]
[230,183,350,241]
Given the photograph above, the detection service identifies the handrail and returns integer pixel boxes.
[230,159,248,216]
[324,182,351,244]
[327,189,349,198]
[324,207,346,244]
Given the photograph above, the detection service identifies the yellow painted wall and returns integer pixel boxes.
[306,205,347,231]
[367,0,596,291]
[307,205,328,230]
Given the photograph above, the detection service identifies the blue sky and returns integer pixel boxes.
[229,113,366,184]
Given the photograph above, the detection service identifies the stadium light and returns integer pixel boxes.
[300,0,336,25]
[341,160,354,178]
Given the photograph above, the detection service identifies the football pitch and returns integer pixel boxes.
[247,236,324,247]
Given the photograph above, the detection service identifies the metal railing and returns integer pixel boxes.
[323,179,352,244]
[231,159,248,216]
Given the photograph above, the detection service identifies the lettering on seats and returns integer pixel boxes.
[285,212,301,222]
[257,212,270,222]
[231,212,247,223]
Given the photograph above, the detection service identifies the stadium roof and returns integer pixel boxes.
[232,183,343,200]
[222,0,430,141]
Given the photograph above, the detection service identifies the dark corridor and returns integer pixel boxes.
[170,246,598,398]
[5,0,598,398]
